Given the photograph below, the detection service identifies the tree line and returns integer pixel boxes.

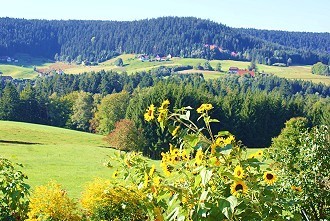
[0,17,329,65]
[0,70,329,158]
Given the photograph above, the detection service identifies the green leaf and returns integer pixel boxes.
[208,119,220,123]
[226,195,238,213]
[218,198,231,219]
[200,190,209,202]
[217,131,230,136]
[200,168,213,187]
[219,144,233,154]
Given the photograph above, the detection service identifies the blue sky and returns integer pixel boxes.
[1,0,329,32]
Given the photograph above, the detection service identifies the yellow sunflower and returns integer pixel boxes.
[149,164,156,177]
[256,150,263,157]
[144,104,155,121]
[196,103,213,113]
[112,170,119,179]
[195,149,204,165]
[230,180,248,196]
[171,125,180,137]
[233,165,244,179]
[291,185,302,192]
[157,109,167,123]
[263,171,277,185]
[159,99,170,110]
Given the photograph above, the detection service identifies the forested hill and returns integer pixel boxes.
[0,17,329,65]
[236,28,330,54]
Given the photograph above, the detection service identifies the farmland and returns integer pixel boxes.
[1,54,329,85]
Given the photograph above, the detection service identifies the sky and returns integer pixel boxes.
[1,0,329,33]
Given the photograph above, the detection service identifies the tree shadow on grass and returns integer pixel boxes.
[0,140,42,145]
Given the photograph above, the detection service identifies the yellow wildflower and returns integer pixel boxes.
[230,180,248,197]
[144,104,155,121]
[291,185,302,192]
[171,125,180,137]
[233,165,244,179]
[195,149,204,165]
[159,99,170,110]
[149,164,156,177]
[112,170,119,179]
[153,176,161,187]
[263,171,277,185]
[157,109,167,123]
[143,172,149,188]
[196,103,213,113]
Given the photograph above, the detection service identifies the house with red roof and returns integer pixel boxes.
[228,67,255,77]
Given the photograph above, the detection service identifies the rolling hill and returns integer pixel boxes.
[0,17,329,65]
[0,121,117,198]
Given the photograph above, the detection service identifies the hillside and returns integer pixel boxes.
[0,17,329,65]
[0,121,117,198]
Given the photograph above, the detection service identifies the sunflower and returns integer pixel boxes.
[157,109,168,123]
[143,172,150,187]
[159,99,170,110]
[291,185,302,192]
[112,170,119,179]
[144,104,155,121]
[196,103,213,113]
[256,150,263,157]
[171,125,180,137]
[233,165,244,179]
[263,171,277,185]
[230,180,248,196]
[195,149,204,165]
[149,164,156,177]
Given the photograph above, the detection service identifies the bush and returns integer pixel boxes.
[81,179,150,221]
[269,118,330,220]
[104,119,146,151]
[26,182,81,221]
[0,157,30,221]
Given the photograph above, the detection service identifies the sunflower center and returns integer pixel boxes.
[237,171,241,176]
[266,173,274,180]
[235,184,243,191]
[148,109,152,116]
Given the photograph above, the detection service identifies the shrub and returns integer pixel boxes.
[26,181,81,221]
[0,157,30,221]
[104,119,146,151]
[81,178,150,221]
[269,118,330,220]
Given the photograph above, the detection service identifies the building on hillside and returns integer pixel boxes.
[228,67,255,77]
[138,54,150,61]
[237,69,255,77]
[228,67,239,74]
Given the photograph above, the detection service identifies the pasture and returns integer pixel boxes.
[0,121,116,198]
[0,121,264,198]
[1,53,329,85]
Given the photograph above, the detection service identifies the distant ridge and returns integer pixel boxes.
[0,17,329,65]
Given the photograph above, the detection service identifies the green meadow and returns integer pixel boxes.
[0,120,264,199]
[1,53,329,85]
[0,121,118,198]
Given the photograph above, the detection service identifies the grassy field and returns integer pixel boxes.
[0,121,265,199]
[1,53,329,85]
[0,121,119,198]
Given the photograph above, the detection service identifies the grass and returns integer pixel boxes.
[1,54,329,85]
[0,64,37,79]
[0,121,266,198]
[0,121,118,198]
